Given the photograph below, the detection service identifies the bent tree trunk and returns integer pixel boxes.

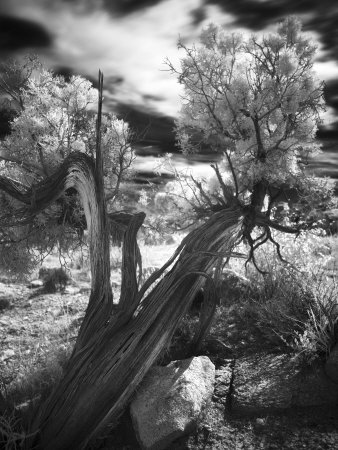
[0,76,245,447]
[0,152,243,449]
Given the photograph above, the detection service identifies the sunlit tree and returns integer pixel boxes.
[0,58,135,272]
[167,16,335,267]
[0,61,134,198]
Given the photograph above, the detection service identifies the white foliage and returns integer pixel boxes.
[0,63,134,199]
[171,16,327,207]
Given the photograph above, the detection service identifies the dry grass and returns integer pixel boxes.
[1,231,338,447]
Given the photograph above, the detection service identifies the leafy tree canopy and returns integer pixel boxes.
[167,16,336,229]
[0,57,135,274]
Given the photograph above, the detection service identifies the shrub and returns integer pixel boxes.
[42,268,71,293]
[227,231,338,360]
[292,278,338,362]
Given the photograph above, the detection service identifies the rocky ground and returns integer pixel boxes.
[100,354,338,450]
[0,278,89,404]
[0,248,338,449]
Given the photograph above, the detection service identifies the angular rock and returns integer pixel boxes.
[29,279,44,288]
[213,361,233,406]
[63,285,81,295]
[130,356,215,450]
[0,349,15,361]
[325,344,338,384]
[232,353,338,414]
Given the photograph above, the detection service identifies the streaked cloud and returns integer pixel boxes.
[1,0,338,183]
[1,0,234,117]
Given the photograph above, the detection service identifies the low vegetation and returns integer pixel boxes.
[1,229,338,448]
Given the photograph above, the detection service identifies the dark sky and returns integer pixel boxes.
[1,0,338,181]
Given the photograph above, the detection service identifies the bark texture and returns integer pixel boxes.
[0,73,248,448]
[0,152,244,449]
[37,208,243,450]
[0,148,244,449]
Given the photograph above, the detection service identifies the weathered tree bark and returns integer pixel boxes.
[0,76,244,449]
[0,151,244,448]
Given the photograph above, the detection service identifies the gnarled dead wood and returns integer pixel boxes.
[0,73,245,450]
[30,208,243,450]
[0,149,244,450]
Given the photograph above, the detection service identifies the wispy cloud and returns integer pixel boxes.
[4,0,235,117]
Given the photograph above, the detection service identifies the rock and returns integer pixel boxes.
[213,361,233,405]
[111,281,121,290]
[255,417,267,427]
[325,344,338,383]
[130,356,215,450]
[29,279,44,288]
[0,349,15,361]
[63,285,80,295]
[165,235,175,245]
[199,339,234,361]
[217,269,252,305]
[232,353,338,414]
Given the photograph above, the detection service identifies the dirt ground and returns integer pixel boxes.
[1,249,338,449]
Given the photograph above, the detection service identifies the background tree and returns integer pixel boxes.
[0,55,41,118]
[0,58,135,273]
[167,16,336,269]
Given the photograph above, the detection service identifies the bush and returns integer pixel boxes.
[41,268,71,293]
[292,278,338,362]
[229,231,338,361]
[0,297,11,312]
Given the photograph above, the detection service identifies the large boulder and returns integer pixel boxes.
[130,356,215,450]
[0,295,13,311]
[232,353,338,414]
[29,279,44,288]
